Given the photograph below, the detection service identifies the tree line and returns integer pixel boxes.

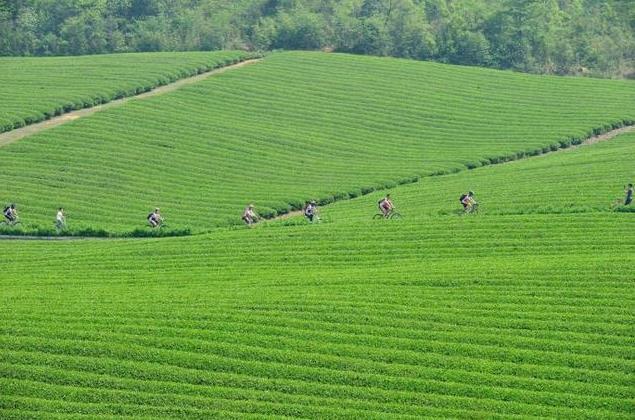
[1,0,633,78]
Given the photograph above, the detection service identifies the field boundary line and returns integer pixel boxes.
[0,58,263,148]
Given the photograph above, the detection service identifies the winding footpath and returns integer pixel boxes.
[0,58,262,148]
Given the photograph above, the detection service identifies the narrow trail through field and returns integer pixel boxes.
[0,58,262,148]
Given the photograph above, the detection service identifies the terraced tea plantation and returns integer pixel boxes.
[1,215,633,417]
[0,52,633,234]
[0,51,634,418]
[0,51,254,133]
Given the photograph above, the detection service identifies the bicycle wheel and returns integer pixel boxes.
[389,212,402,220]
[373,213,385,220]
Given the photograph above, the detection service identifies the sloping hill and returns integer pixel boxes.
[0,51,254,133]
[0,51,633,234]
[1,175,633,415]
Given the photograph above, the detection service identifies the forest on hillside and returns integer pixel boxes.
[1,0,633,78]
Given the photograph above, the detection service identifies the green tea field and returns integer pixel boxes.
[0,51,633,418]
[0,52,633,234]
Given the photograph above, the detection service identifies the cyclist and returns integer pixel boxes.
[460,191,477,213]
[625,183,633,206]
[304,200,318,222]
[378,194,394,218]
[242,204,257,225]
[55,208,66,230]
[147,208,163,228]
[3,204,18,224]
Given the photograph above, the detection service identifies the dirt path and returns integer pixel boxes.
[495,124,635,168]
[567,125,634,149]
[270,210,305,221]
[0,58,262,148]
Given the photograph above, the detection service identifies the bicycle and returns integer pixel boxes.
[304,211,321,223]
[373,209,402,220]
[0,217,21,227]
[148,218,167,229]
[463,203,479,214]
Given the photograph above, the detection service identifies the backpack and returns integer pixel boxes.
[3,206,9,214]
[459,194,467,203]
[147,213,154,220]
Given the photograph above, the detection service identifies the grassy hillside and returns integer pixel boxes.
[0,51,254,133]
[319,131,635,222]
[1,218,633,417]
[0,51,633,234]
[1,130,634,417]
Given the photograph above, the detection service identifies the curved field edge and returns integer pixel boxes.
[0,51,260,134]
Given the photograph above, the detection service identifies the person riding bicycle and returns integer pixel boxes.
[3,204,18,224]
[55,208,66,230]
[378,194,394,218]
[242,204,257,225]
[625,183,634,206]
[460,191,477,212]
[304,200,318,222]
[147,208,163,228]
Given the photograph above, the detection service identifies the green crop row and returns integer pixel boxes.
[0,51,633,234]
[1,209,633,417]
[0,51,257,133]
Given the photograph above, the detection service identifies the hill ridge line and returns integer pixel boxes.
[0,58,263,148]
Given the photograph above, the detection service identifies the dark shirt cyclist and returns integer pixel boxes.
[3,204,17,223]
[304,200,318,222]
